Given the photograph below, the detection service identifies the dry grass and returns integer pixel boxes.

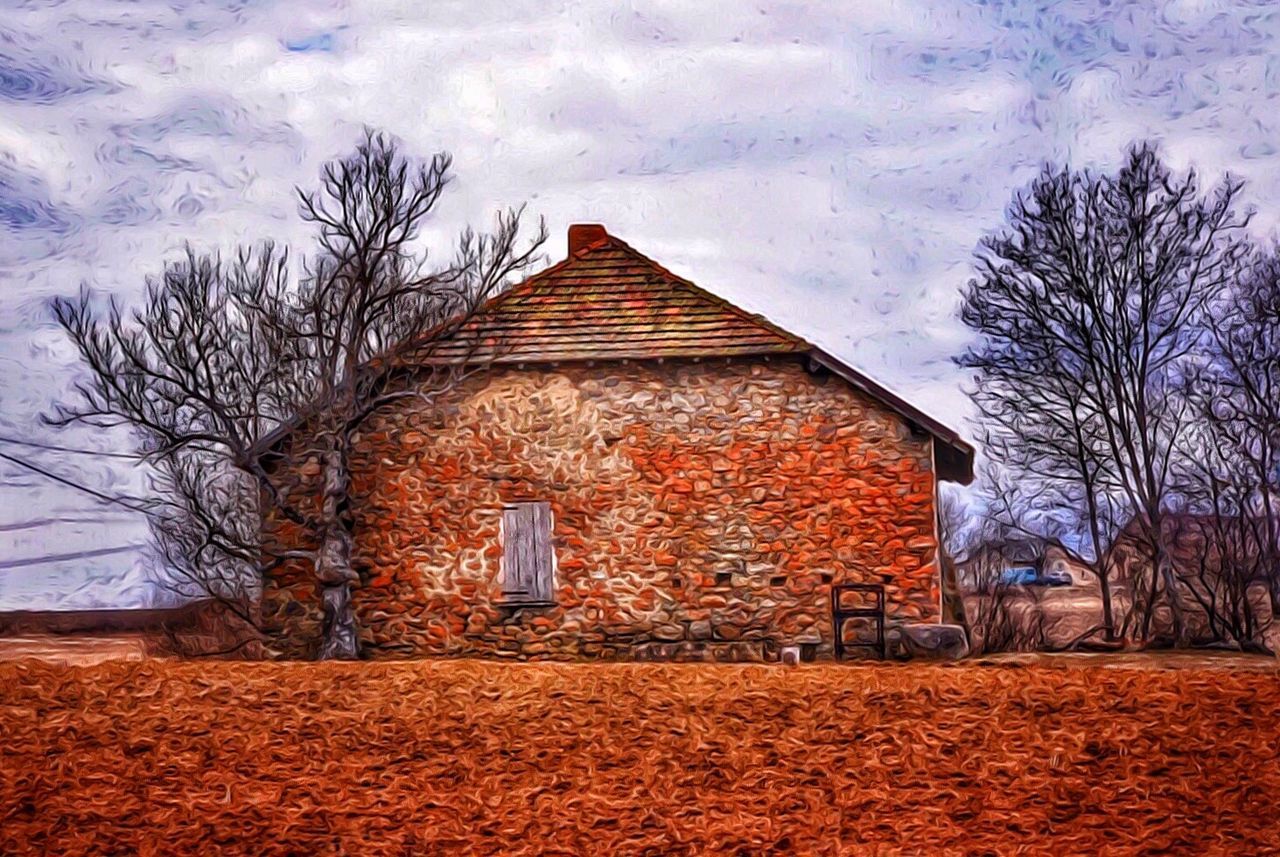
[0,635,149,666]
[2,659,1278,856]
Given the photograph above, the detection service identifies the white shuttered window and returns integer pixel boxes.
[500,502,555,603]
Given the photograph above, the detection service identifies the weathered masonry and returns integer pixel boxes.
[262,224,974,660]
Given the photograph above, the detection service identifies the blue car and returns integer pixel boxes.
[998,566,1040,586]
[1041,569,1073,587]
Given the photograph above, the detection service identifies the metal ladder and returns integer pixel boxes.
[831,583,886,660]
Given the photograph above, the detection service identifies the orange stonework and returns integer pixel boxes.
[262,356,941,660]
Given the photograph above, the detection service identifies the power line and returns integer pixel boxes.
[0,544,142,571]
[0,513,137,533]
[0,433,141,461]
[0,449,156,517]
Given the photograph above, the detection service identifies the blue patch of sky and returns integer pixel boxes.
[122,101,238,142]
[284,31,335,53]
[0,164,76,235]
[0,41,107,105]
[95,175,163,228]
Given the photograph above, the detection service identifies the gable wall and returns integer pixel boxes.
[262,357,940,659]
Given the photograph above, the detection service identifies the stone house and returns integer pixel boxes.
[262,224,974,660]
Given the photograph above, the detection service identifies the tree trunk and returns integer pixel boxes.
[1152,511,1187,644]
[1257,469,1280,625]
[1083,500,1115,641]
[1154,544,1187,646]
[316,442,360,660]
[317,527,359,660]
[1140,538,1187,646]
[1139,546,1161,643]
[1094,564,1116,642]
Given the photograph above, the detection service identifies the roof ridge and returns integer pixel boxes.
[595,235,804,348]
[477,233,628,310]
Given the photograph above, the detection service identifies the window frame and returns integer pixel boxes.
[498,500,557,605]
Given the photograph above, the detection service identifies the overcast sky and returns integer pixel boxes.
[2,0,1279,608]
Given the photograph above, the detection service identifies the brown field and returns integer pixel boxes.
[0,634,149,666]
[2,659,1279,856]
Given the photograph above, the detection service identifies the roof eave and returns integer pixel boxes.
[806,348,974,485]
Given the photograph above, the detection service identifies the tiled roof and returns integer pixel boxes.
[423,231,807,363]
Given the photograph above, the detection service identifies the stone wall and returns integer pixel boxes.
[261,356,941,659]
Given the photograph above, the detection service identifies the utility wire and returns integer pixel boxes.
[0,449,156,517]
[0,433,141,461]
[0,544,142,571]
[0,513,137,533]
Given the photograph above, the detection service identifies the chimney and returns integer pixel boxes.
[567,223,609,255]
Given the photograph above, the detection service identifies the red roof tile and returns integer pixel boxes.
[423,232,806,363]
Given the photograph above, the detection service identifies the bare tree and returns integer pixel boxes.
[49,246,303,651]
[958,142,1250,645]
[49,130,546,659]
[272,132,545,658]
[1166,246,1280,651]
[1199,248,1280,620]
